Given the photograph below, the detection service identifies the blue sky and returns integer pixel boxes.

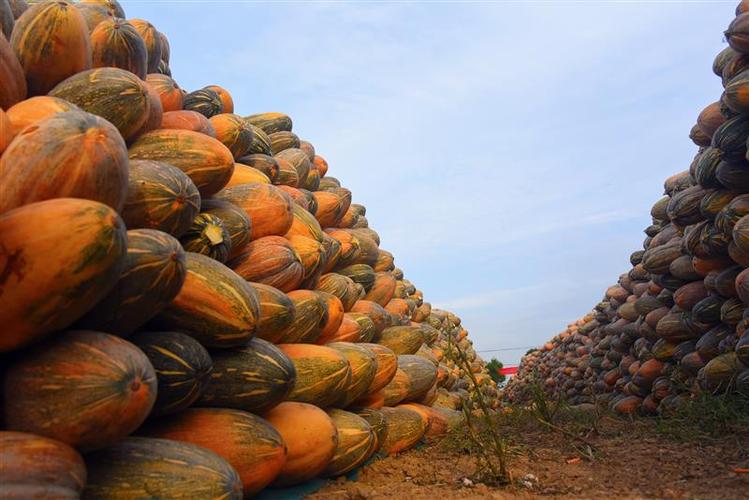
[125,1,732,365]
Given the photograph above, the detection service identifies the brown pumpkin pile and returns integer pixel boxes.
[0,1,497,496]
[504,2,749,416]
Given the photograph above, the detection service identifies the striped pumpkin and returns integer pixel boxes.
[377,326,424,355]
[278,344,352,408]
[48,68,151,142]
[10,1,90,95]
[129,129,235,196]
[0,110,128,215]
[337,264,376,293]
[228,236,304,292]
[275,157,299,187]
[269,130,300,154]
[313,190,347,228]
[160,109,217,136]
[90,18,147,78]
[83,438,242,499]
[142,408,286,496]
[130,330,212,417]
[210,113,253,159]
[205,85,234,114]
[127,18,161,73]
[183,87,223,118]
[251,283,297,344]
[198,338,296,413]
[382,368,411,406]
[216,183,293,239]
[287,234,325,281]
[4,331,157,451]
[323,409,375,477]
[285,203,325,243]
[0,108,10,154]
[122,160,201,238]
[351,300,393,337]
[246,124,272,155]
[145,73,183,112]
[0,199,127,352]
[363,272,397,307]
[379,406,428,455]
[5,96,79,136]
[320,312,375,344]
[316,273,363,311]
[201,199,251,260]
[263,402,337,488]
[326,228,362,268]
[74,3,113,33]
[180,212,232,263]
[360,343,398,395]
[275,148,310,187]
[226,163,272,187]
[276,290,328,343]
[279,186,317,213]
[318,291,345,343]
[0,432,87,498]
[313,154,329,176]
[245,111,292,134]
[398,355,438,402]
[354,408,387,460]
[78,0,126,18]
[236,153,279,182]
[151,252,259,349]
[374,249,395,272]
[74,229,186,337]
[328,342,377,407]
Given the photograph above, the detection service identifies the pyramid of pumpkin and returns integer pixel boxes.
[0,1,473,497]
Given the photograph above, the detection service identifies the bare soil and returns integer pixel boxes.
[309,415,749,499]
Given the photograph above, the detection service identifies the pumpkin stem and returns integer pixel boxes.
[204,224,224,246]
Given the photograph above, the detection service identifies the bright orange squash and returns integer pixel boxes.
[363,272,397,307]
[216,183,293,239]
[351,300,393,337]
[328,342,377,407]
[379,406,428,455]
[146,73,183,112]
[236,153,279,182]
[275,156,300,187]
[0,110,128,214]
[10,1,91,95]
[287,234,325,281]
[4,331,156,451]
[0,199,127,352]
[382,368,411,406]
[74,2,114,33]
[127,18,161,73]
[160,109,216,136]
[263,402,337,487]
[229,236,305,292]
[226,163,271,186]
[0,108,11,154]
[5,96,79,136]
[209,113,253,159]
[319,312,374,344]
[316,272,363,311]
[323,410,375,477]
[313,154,329,177]
[360,343,398,395]
[278,343,352,408]
[318,291,345,342]
[142,408,287,496]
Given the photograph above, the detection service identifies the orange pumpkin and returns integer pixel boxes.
[313,154,329,177]
[0,31,26,108]
[276,290,328,343]
[0,110,128,214]
[363,272,397,307]
[263,402,337,487]
[328,342,377,407]
[209,113,253,159]
[236,153,279,182]
[351,300,393,337]
[251,282,297,343]
[278,343,352,407]
[205,84,234,114]
[287,234,325,281]
[275,156,300,187]
[5,95,79,136]
[318,291,345,342]
[4,331,156,451]
[128,18,161,73]
[316,272,363,311]
[142,408,286,496]
[10,1,91,95]
[382,368,411,406]
[350,389,385,410]
[160,109,216,136]
[225,163,271,187]
[379,406,427,455]
[0,108,11,154]
[314,190,347,228]
[78,0,126,18]
[146,73,183,112]
[360,343,398,394]
[374,249,395,272]
[318,312,374,344]
[74,3,114,33]
[90,18,148,78]
[216,183,293,239]
[229,236,304,292]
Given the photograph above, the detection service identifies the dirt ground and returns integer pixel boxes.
[309,415,749,499]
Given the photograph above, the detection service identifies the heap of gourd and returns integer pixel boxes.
[504,1,749,415]
[0,0,498,497]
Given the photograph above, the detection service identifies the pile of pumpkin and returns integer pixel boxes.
[0,0,498,497]
[503,1,749,415]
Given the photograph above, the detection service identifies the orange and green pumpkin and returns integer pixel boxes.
[90,18,147,78]
[129,129,235,196]
[137,81,163,135]
[360,343,398,395]
[354,408,387,459]
[152,252,260,349]
[180,212,232,263]
[320,312,375,344]
[226,162,272,186]
[78,0,126,18]
[198,338,296,413]
[142,408,286,496]
[130,330,212,417]
[229,236,304,292]
[363,272,397,307]
[316,273,363,311]
[0,198,126,352]
[299,139,315,160]
[374,249,395,272]
[246,124,272,155]
[313,190,347,228]
[302,168,321,191]
[385,298,412,323]
[398,355,438,402]
[11,1,90,95]
[381,368,411,406]
[317,291,345,343]
[328,342,377,407]
[121,159,201,238]
[276,290,328,343]
[201,198,251,260]
[145,73,183,112]
[49,67,150,142]
[5,95,79,137]
[245,112,292,134]
[127,18,161,73]
[160,109,216,136]
[279,343,352,408]
[209,113,253,159]
[4,331,156,451]
[183,87,223,118]
[83,437,242,499]
[205,84,234,114]
[0,110,128,215]
[74,2,114,33]
[351,300,393,337]
[216,183,293,239]
[287,234,325,281]
[250,283,297,344]
[275,156,300,187]
[275,148,311,186]
[323,409,375,477]
[236,153,279,182]
[0,108,10,154]
[285,203,325,243]
[269,130,300,154]
[263,402,336,488]
[313,154,329,176]
[379,406,427,455]
[338,264,376,293]
[74,229,186,337]
[326,228,362,268]
[0,432,87,499]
